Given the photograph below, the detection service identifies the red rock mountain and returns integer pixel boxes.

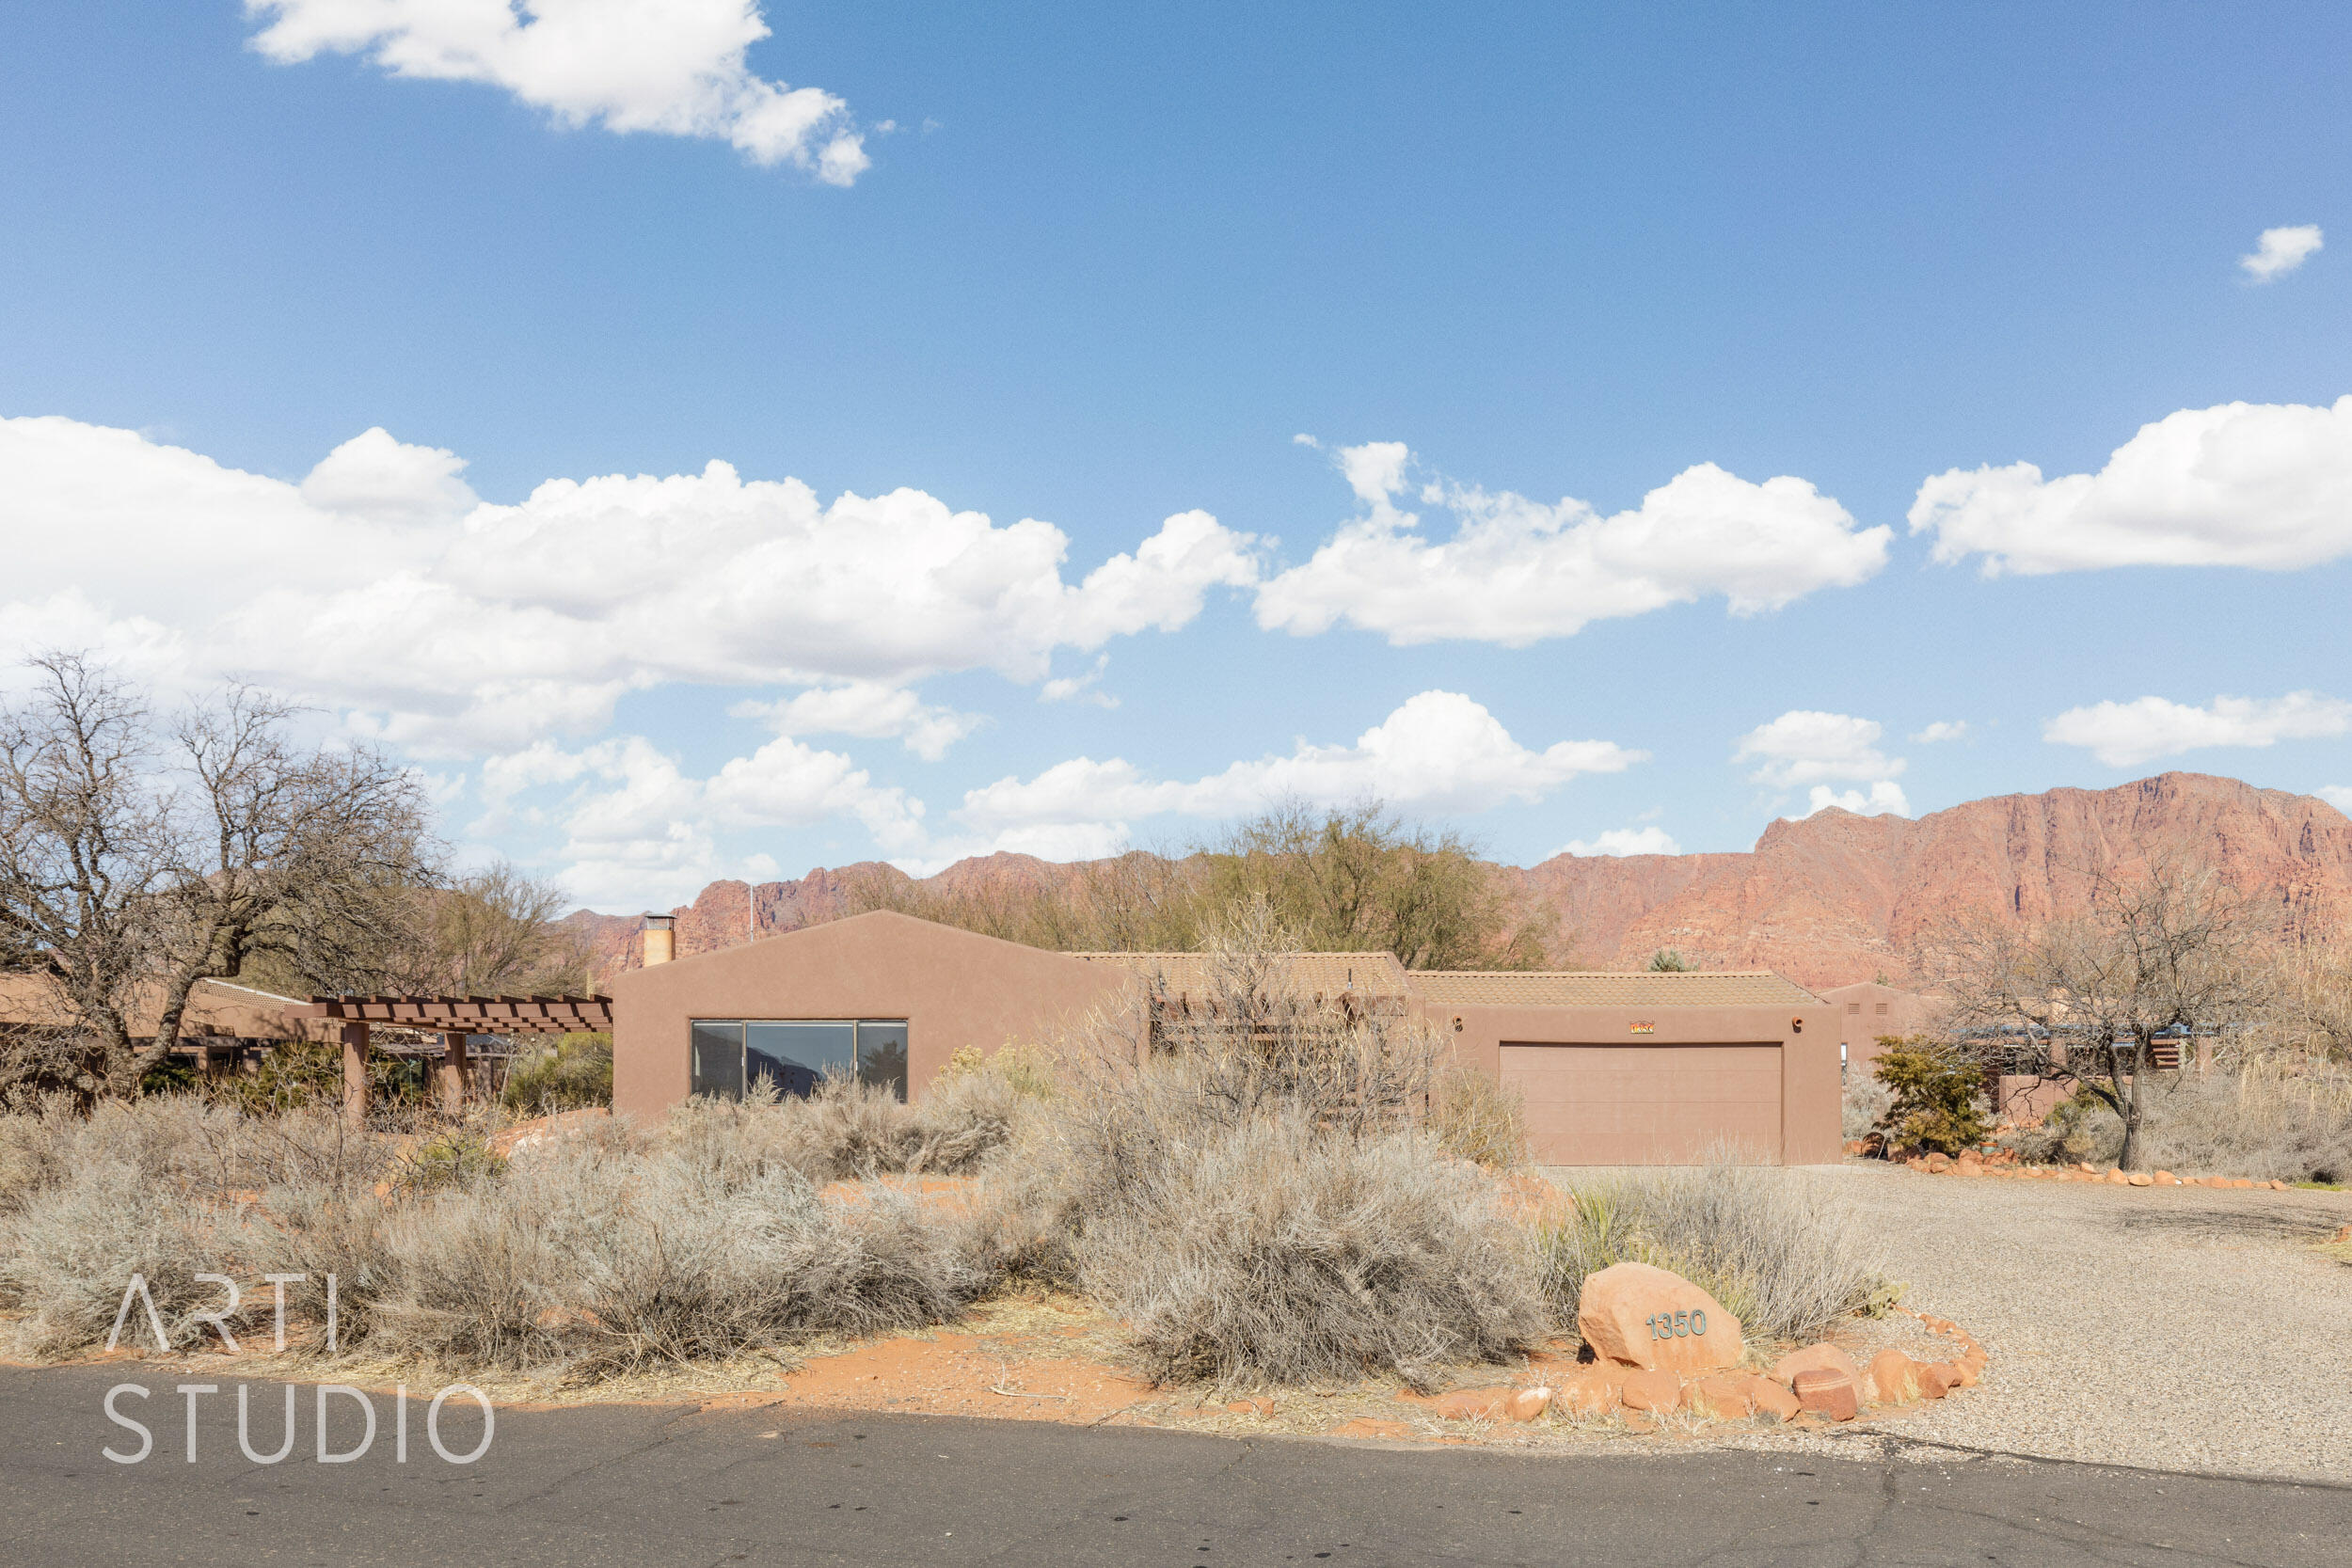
[567,773,2352,990]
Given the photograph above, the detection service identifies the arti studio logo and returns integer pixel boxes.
[96,1272,492,1466]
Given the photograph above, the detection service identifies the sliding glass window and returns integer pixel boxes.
[689,1020,910,1101]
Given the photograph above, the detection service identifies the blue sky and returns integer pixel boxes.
[5,2,2351,909]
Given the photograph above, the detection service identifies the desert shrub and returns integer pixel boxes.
[1872,1037,1991,1154]
[986,904,1544,1387]
[0,1156,250,1356]
[2133,1059,2352,1183]
[2004,1087,2122,1166]
[400,1127,508,1193]
[1841,1069,1893,1141]
[1076,1110,1548,1388]
[362,1143,982,1375]
[501,1032,613,1115]
[1430,1064,1528,1169]
[1539,1159,1893,1346]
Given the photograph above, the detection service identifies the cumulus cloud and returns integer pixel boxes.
[478,732,924,908]
[0,416,1258,752]
[954,690,1642,840]
[2241,224,2323,282]
[2042,691,2352,768]
[299,426,479,528]
[1911,720,1969,743]
[244,0,870,182]
[1909,398,2352,575]
[2320,785,2352,815]
[1804,782,1911,817]
[729,683,983,762]
[1556,826,1682,858]
[1039,653,1117,708]
[1735,710,1904,788]
[1255,442,1888,645]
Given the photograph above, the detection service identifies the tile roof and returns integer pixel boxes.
[1406,971,1822,1008]
[1072,951,1412,1001]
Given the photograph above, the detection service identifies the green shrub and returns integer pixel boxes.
[501,1032,613,1115]
[1872,1037,1991,1155]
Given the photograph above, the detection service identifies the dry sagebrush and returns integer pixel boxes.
[1541,1158,1893,1346]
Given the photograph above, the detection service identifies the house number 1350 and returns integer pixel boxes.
[1646,1309,1707,1339]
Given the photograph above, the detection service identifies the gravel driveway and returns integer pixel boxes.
[1822,1163,2352,1481]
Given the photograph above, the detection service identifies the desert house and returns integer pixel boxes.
[1821,980,1948,1080]
[0,973,343,1075]
[610,910,1842,1164]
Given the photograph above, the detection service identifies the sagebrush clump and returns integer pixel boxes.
[1538,1157,1894,1345]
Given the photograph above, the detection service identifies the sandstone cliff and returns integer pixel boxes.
[567,773,2352,990]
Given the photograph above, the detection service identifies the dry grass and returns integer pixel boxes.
[1842,1070,1892,1141]
[1540,1157,1894,1346]
[2008,1057,2352,1182]
[1430,1064,1529,1169]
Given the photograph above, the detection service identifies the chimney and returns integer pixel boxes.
[642,913,675,967]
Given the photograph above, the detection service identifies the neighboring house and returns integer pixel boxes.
[610,911,1839,1165]
[0,974,337,1072]
[1820,980,1947,1080]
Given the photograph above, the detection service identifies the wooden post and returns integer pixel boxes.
[341,1021,371,1128]
[439,1030,470,1113]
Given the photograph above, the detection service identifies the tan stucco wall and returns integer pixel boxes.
[1435,1000,1841,1164]
[1822,982,1947,1074]
[610,911,1135,1120]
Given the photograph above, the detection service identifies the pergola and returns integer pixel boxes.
[287,994,614,1121]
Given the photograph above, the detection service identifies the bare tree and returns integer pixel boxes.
[1942,856,2274,1170]
[381,862,592,996]
[0,654,440,1098]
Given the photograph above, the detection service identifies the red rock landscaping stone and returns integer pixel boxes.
[1686,1375,1754,1419]
[1430,1386,1516,1421]
[1619,1369,1681,1413]
[1771,1342,1866,1390]
[1867,1349,1924,1403]
[1791,1369,1859,1421]
[1576,1261,1744,1373]
[1742,1375,1802,1421]
[1553,1368,1621,1414]
[1917,1364,1958,1399]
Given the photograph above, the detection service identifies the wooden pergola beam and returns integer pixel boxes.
[288,994,613,1034]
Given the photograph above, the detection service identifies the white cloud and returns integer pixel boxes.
[480,732,925,908]
[729,683,983,762]
[1039,653,1117,708]
[1804,782,1911,817]
[2042,691,2352,768]
[2240,224,2323,282]
[1735,710,1904,787]
[955,690,1643,839]
[245,0,869,182]
[1909,397,2352,575]
[2320,785,2352,815]
[1557,826,1681,858]
[1256,442,1888,646]
[300,426,478,528]
[0,416,1258,752]
[1911,720,1969,743]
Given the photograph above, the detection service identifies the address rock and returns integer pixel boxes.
[1575,1262,1745,1373]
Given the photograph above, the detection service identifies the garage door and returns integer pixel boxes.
[1501,1043,1783,1165]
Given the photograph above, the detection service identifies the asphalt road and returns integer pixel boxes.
[3,1365,2344,1567]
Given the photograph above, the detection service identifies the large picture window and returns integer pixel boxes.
[689,1019,910,1101]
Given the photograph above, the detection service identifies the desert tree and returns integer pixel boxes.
[0,653,439,1099]
[1940,855,2274,1170]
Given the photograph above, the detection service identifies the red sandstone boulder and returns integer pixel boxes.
[1554,1368,1622,1414]
[1867,1349,1924,1402]
[1619,1369,1681,1413]
[1772,1342,1866,1390]
[1576,1262,1744,1373]
[1791,1369,1859,1421]
[1742,1374,1802,1421]
[1686,1375,1755,1419]
[1917,1364,1959,1398]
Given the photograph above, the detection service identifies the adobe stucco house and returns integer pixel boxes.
[610,911,1840,1164]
